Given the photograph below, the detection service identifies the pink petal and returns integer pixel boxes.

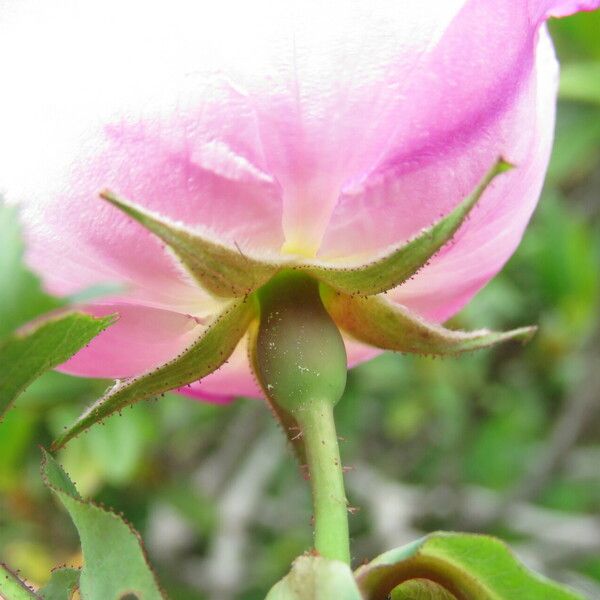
[392,29,560,323]
[0,0,468,265]
[534,0,600,18]
[233,0,468,255]
[60,303,202,379]
[319,6,562,322]
[1,2,284,308]
[12,96,284,312]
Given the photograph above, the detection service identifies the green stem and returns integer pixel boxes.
[296,398,350,564]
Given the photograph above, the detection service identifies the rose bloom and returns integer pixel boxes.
[1,0,598,402]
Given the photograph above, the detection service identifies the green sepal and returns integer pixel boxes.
[38,568,80,600]
[51,297,257,449]
[41,449,165,600]
[101,189,278,298]
[321,287,535,356]
[266,555,362,600]
[303,158,512,296]
[0,311,116,420]
[0,563,41,600]
[354,532,584,600]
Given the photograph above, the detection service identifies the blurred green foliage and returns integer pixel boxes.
[0,12,599,600]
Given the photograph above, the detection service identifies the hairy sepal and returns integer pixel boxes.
[52,297,257,449]
[321,287,535,356]
[302,158,512,296]
[101,189,279,297]
[355,532,584,600]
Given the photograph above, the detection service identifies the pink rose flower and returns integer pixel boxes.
[1,0,597,402]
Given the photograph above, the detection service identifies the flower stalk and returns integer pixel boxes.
[254,271,351,562]
[296,397,350,563]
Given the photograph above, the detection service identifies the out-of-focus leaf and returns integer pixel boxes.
[355,533,584,600]
[160,484,217,536]
[19,370,108,413]
[550,11,600,61]
[465,387,544,489]
[0,563,40,599]
[547,104,600,183]
[527,194,599,331]
[0,409,37,489]
[38,567,80,600]
[560,62,600,105]
[40,449,164,600]
[0,312,115,419]
[0,204,62,338]
[1,544,54,590]
[266,555,361,600]
[321,287,535,356]
[46,401,155,495]
[51,297,256,449]
[84,403,153,485]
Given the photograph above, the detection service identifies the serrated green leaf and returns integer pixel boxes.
[52,298,257,449]
[101,190,278,298]
[0,563,40,600]
[355,532,584,600]
[41,449,164,600]
[266,555,361,600]
[302,159,512,296]
[391,579,457,600]
[0,312,116,419]
[38,568,80,600]
[321,287,535,356]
